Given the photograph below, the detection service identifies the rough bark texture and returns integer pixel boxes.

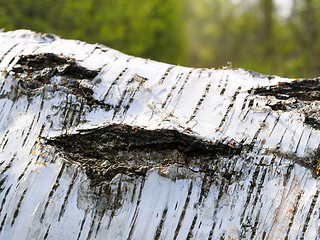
[0,30,319,239]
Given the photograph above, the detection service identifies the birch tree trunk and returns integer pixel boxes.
[0,30,319,240]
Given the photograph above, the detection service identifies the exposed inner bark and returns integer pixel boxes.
[46,123,320,184]
[46,124,242,185]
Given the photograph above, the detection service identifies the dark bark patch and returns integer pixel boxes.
[254,78,320,129]
[10,53,109,108]
[305,114,320,130]
[12,53,98,80]
[255,78,320,101]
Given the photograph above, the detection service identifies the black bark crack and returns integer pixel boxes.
[264,147,320,178]
[46,124,242,185]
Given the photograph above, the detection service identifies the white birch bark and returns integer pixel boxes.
[0,30,319,240]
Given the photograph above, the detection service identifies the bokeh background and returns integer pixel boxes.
[1,0,319,78]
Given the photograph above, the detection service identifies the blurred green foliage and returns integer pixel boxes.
[1,0,320,78]
[0,0,187,65]
[186,0,320,78]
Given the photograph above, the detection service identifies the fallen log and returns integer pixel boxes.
[0,30,319,239]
